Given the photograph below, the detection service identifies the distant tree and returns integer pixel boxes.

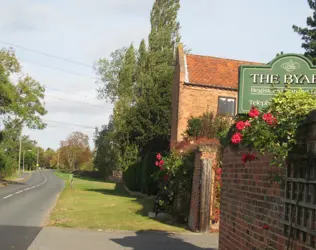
[93,116,119,178]
[293,0,316,64]
[59,132,92,170]
[40,148,56,168]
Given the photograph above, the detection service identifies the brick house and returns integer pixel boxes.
[171,43,260,146]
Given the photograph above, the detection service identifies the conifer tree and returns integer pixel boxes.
[293,0,316,64]
[134,0,181,154]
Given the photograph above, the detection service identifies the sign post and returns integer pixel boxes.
[238,54,316,114]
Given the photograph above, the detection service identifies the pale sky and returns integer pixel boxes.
[0,0,311,150]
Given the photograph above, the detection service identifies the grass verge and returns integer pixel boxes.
[49,171,188,232]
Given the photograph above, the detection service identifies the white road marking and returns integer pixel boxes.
[2,171,48,200]
[3,194,13,199]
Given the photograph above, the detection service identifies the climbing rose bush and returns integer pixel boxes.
[229,89,316,166]
[153,151,195,222]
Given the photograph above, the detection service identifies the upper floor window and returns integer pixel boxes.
[218,97,236,116]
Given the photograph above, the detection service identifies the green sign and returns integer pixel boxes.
[238,54,316,113]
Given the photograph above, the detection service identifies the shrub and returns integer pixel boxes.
[186,112,231,139]
[186,118,202,137]
[228,89,316,168]
[153,151,195,222]
[122,160,142,191]
[0,151,16,179]
[140,152,160,195]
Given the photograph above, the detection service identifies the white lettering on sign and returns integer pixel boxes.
[250,74,316,84]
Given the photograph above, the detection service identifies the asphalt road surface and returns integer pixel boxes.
[0,170,64,250]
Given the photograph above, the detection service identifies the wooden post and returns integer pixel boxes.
[199,157,212,232]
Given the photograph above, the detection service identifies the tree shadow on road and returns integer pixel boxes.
[0,225,42,250]
[111,230,218,250]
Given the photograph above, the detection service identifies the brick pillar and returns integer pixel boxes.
[188,143,220,232]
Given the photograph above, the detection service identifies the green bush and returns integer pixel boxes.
[154,150,195,223]
[140,152,160,195]
[122,152,161,195]
[186,112,231,139]
[122,160,142,191]
[0,151,16,179]
[186,118,202,137]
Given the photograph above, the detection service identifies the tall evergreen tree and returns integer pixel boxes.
[134,0,181,154]
[293,0,316,64]
[134,39,148,100]
[117,44,136,101]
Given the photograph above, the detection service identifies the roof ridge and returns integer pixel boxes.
[186,53,261,64]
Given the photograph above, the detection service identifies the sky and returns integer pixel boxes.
[0,0,312,150]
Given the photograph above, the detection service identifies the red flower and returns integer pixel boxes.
[236,121,245,131]
[241,152,256,164]
[159,159,164,165]
[159,165,164,171]
[231,132,242,144]
[263,113,277,126]
[163,175,169,182]
[155,161,159,166]
[262,224,270,230]
[156,153,162,160]
[241,153,248,164]
[244,120,251,127]
[248,152,256,161]
[216,168,222,175]
[248,106,260,118]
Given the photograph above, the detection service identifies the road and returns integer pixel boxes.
[0,170,64,250]
[0,171,218,250]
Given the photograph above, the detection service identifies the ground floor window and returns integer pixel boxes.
[218,97,236,116]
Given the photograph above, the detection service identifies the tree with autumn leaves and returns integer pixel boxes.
[56,132,92,171]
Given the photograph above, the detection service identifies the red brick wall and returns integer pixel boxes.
[219,146,314,250]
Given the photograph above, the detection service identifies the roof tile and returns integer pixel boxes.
[186,54,261,89]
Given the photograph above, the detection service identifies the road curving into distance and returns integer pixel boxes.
[0,170,64,250]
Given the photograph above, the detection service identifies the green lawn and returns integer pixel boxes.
[49,171,187,232]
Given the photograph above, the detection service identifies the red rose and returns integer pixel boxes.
[231,132,242,144]
[156,153,162,160]
[236,121,246,131]
[155,161,159,166]
[263,113,277,126]
[244,120,251,127]
[248,106,260,118]
[159,159,164,165]
[241,153,248,164]
[241,152,256,163]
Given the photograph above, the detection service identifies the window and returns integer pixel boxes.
[218,97,236,116]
